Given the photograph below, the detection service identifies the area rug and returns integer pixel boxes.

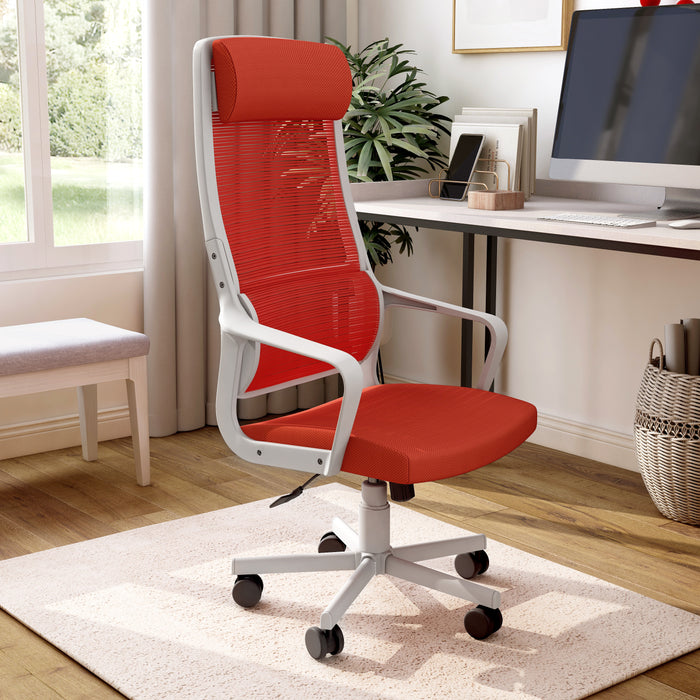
[0,485,698,699]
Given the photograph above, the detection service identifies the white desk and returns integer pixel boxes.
[353,181,700,385]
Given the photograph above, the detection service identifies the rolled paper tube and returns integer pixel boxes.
[682,318,700,376]
[665,323,686,373]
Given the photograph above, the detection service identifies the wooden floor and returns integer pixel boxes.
[0,428,698,698]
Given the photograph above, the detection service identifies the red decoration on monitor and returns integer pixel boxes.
[639,1,695,4]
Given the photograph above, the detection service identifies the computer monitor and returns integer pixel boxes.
[550,5,700,217]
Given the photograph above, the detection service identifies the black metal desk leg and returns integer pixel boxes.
[461,231,475,387]
[485,235,498,391]
[485,234,498,355]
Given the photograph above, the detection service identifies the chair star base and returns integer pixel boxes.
[232,479,502,659]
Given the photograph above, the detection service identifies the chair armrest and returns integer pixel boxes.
[381,284,507,391]
[218,310,363,477]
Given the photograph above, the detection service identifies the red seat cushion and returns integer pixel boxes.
[242,384,537,485]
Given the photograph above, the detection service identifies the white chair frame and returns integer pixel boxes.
[193,36,513,658]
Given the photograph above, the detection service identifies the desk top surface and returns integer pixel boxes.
[353,188,700,255]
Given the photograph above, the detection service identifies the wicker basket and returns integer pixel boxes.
[634,338,700,525]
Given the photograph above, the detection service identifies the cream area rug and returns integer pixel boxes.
[0,485,698,700]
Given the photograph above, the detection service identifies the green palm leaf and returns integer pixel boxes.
[327,36,451,266]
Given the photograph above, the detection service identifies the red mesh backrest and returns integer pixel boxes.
[211,38,380,393]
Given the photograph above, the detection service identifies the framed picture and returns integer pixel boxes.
[453,0,573,54]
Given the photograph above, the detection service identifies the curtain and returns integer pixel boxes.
[143,0,357,437]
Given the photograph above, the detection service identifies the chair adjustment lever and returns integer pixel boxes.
[269,474,321,508]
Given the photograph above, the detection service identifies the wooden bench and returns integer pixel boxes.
[0,318,151,485]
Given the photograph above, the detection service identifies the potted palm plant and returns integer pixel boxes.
[328,38,451,266]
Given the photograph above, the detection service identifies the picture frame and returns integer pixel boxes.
[453,0,573,54]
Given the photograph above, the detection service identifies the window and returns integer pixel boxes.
[0,0,142,277]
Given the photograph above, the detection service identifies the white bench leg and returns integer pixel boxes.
[77,384,98,461]
[126,355,151,486]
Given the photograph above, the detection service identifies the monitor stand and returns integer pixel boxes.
[650,187,700,220]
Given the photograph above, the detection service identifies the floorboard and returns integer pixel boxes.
[0,429,697,698]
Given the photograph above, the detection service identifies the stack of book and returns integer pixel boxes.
[449,107,537,198]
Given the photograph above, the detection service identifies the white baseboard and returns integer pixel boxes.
[532,412,638,473]
[383,373,638,472]
[0,407,132,461]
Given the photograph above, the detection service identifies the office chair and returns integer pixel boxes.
[193,36,537,660]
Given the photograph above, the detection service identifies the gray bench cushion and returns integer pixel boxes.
[0,318,150,376]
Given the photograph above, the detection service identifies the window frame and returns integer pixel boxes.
[0,0,143,280]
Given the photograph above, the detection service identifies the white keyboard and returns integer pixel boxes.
[538,212,657,228]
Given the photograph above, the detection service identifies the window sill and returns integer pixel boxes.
[0,242,143,282]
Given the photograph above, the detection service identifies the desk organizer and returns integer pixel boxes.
[428,157,524,210]
[467,189,524,211]
[634,338,700,524]
[427,172,488,201]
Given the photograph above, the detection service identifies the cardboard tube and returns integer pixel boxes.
[682,318,700,376]
[665,323,686,373]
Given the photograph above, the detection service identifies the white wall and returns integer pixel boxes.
[360,0,700,470]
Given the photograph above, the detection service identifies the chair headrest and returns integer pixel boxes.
[212,37,352,123]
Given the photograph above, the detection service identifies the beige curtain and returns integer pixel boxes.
[143,0,357,436]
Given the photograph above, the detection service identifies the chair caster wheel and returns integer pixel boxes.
[464,605,502,640]
[232,574,263,608]
[318,531,346,553]
[455,550,489,579]
[305,624,344,659]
